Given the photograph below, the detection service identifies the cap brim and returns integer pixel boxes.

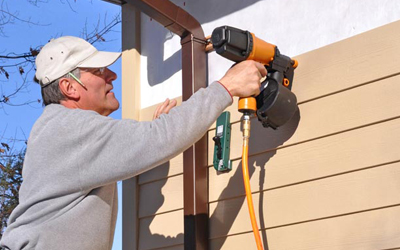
[77,51,121,68]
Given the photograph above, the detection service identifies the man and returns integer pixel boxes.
[0,36,266,249]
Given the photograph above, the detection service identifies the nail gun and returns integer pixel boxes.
[210,26,298,129]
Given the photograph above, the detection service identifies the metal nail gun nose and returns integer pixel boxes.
[211,26,299,129]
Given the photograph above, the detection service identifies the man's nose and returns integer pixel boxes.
[105,68,117,83]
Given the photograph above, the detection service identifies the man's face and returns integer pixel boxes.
[76,67,120,116]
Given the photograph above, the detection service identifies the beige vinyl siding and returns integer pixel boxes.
[138,209,184,250]
[208,74,400,163]
[138,154,183,185]
[209,161,400,237]
[210,205,400,250]
[132,20,400,249]
[207,20,400,249]
[209,118,400,202]
[139,174,183,218]
[136,98,184,250]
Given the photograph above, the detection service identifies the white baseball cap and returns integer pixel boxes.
[35,36,121,86]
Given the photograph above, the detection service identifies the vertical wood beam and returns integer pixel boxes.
[125,0,208,249]
[121,3,141,250]
[122,4,141,121]
[181,34,208,250]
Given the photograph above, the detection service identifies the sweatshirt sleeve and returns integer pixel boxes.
[75,82,232,190]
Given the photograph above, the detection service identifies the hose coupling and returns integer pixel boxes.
[241,114,251,145]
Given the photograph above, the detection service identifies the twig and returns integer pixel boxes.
[59,0,77,13]
[85,14,121,44]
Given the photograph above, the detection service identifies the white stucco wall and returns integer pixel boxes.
[140,0,400,108]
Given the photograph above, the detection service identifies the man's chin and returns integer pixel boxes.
[103,101,120,116]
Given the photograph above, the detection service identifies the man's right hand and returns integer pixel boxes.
[153,98,177,120]
[218,60,267,97]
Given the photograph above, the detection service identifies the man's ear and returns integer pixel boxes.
[59,78,80,100]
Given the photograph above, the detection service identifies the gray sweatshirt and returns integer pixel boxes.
[1,82,232,250]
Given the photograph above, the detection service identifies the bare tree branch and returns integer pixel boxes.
[84,13,121,44]
[0,2,121,111]
[26,0,49,7]
[0,1,50,32]
[0,54,35,60]
[59,0,77,13]
[0,66,40,108]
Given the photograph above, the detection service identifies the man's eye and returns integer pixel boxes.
[93,68,105,75]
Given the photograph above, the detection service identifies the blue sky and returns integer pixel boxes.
[0,1,123,249]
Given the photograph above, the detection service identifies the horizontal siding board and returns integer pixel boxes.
[209,205,400,250]
[139,209,184,250]
[138,155,183,184]
[209,162,400,238]
[209,117,400,202]
[292,20,400,104]
[139,174,183,218]
[157,245,184,250]
[208,74,400,165]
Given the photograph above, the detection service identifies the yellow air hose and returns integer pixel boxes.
[239,96,264,250]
